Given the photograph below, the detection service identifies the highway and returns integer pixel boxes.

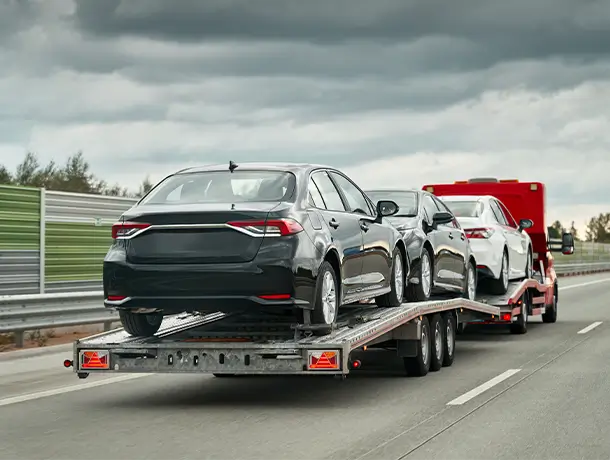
[1,273,609,460]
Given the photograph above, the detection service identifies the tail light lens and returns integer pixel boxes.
[465,227,494,239]
[227,218,303,236]
[112,221,151,239]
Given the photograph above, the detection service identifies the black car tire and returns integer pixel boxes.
[405,249,432,302]
[376,246,405,308]
[119,310,163,337]
[311,261,340,329]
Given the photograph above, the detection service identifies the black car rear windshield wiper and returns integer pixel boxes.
[394,214,417,217]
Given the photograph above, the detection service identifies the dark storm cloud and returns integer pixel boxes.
[72,0,610,65]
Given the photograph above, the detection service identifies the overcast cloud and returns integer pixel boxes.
[1,0,609,232]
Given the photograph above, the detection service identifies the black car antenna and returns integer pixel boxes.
[229,160,238,172]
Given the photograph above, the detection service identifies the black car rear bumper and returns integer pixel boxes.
[103,257,318,315]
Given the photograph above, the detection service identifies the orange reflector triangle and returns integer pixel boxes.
[309,351,338,369]
[82,351,109,369]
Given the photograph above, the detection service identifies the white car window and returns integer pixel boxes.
[497,201,518,229]
[489,200,508,226]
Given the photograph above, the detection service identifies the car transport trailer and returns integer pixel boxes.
[64,298,504,380]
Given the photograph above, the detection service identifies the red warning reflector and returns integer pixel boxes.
[307,350,339,370]
[501,313,512,322]
[80,350,110,369]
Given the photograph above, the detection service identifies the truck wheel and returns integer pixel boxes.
[311,261,339,335]
[405,249,432,302]
[489,250,509,295]
[376,247,405,308]
[542,291,558,323]
[403,316,431,377]
[510,294,528,334]
[119,310,163,337]
[442,312,456,367]
[429,314,444,372]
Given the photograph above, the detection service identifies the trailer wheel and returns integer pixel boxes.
[542,291,558,323]
[119,310,163,337]
[510,293,529,334]
[403,316,431,377]
[429,314,444,372]
[376,246,405,308]
[442,312,456,367]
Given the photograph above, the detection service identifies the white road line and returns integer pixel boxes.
[560,278,610,291]
[0,374,150,408]
[447,369,521,406]
[577,321,603,334]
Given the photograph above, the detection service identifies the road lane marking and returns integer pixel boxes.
[446,369,521,406]
[0,374,150,408]
[560,278,610,291]
[577,321,603,334]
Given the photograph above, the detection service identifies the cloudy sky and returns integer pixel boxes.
[1,0,609,234]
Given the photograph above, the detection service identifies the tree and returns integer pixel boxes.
[585,213,610,243]
[137,176,154,198]
[0,151,135,197]
[569,221,580,241]
[547,220,563,239]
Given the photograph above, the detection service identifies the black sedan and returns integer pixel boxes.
[365,189,477,303]
[104,162,407,336]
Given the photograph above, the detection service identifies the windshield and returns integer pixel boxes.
[366,191,418,216]
[140,170,297,204]
[442,200,481,217]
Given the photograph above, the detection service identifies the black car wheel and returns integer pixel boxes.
[406,249,432,302]
[119,310,163,337]
[376,247,405,307]
[311,261,340,328]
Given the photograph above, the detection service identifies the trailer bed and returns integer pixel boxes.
[71,298,500,377]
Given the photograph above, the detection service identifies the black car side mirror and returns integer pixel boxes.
[561,232,575,255]
[376,200,399,218]
[518,218,534,232]
[432,211,453,226]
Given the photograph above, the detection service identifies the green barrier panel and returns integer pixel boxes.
[45,222,112,283]
[0,185,41,250]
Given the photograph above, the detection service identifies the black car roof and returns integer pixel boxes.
[175,162,334,175]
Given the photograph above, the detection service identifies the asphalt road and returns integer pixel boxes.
[1,273,609,460]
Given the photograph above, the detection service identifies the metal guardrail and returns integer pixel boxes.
[1,262,610,347]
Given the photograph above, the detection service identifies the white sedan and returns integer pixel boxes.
[439,195,533,294]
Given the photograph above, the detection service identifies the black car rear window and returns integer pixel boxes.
[442,200,481,217]
[366,191,418,216]
[140,170,297,204]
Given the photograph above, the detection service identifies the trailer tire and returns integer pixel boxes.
[429,314,444,372]
[376,246,405,308]
[311,261,340,335]
[119,310,163,337]
[510,293,529,334]
[542,290,558,323]
[442,312,456,367]
[403,316,431,377]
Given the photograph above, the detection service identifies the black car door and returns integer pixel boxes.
[421,193,452,287]
[310,170,364,299]
[327,171,393,294]
[433,195,468,288]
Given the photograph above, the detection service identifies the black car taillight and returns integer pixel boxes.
[112,221,151,239]
[226,218,303,236]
